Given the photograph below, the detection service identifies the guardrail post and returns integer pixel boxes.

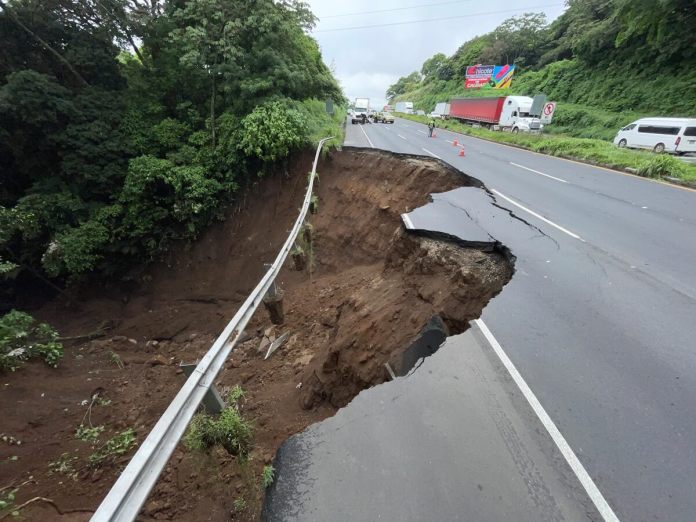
[179,362,225,414]
[263,263,285,324]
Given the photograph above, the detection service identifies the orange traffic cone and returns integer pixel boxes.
[432,131,437,138]
[458,147,465,157]
[453,139,458,146]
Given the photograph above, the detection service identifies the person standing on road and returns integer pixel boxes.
[428,119,435,137]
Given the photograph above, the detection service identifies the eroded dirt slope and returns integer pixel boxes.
[0,149,512,521]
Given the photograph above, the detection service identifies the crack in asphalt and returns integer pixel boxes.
[484,192,561,250]
[435,191,560,250]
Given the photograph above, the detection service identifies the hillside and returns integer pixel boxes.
[389,0,696,140]
[0,0,345,310]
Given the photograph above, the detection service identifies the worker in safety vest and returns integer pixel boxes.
[428,120,435,137]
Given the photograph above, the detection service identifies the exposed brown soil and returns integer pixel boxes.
[0,149,513,521]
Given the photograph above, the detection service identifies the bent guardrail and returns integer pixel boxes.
[92,137,334,522]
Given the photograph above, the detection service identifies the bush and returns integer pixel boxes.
[118,155,224,257]
[637,154,689,179]
[184,386,252,456]
[238,101,309,163]
[0,310,63,371]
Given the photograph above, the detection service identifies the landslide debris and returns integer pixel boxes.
[1,148,512,521]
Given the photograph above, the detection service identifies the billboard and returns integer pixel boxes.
[465,64,515,89]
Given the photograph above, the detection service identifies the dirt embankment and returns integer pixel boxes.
[0,149,513,521]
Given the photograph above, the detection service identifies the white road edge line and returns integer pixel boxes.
[422,148,441,160]
[510,162,568,183]
[398,134,407,140]
[401,213,415,230]
[491,189,584,241]
[474,319,620,522]
[417,129,427,134]
[358,124,374,148]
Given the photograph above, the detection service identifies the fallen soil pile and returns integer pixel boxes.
[0,148,512,521]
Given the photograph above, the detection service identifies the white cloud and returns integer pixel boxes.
[306,0,567,109]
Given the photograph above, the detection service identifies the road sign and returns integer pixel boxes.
[540,102,557,124]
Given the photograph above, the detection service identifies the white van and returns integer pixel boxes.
[613,118,696,154]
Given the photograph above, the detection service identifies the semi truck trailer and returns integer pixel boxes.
[448,96,543,133]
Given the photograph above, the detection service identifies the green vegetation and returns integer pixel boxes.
[0,310,63,371]
[233,497,247,512]
[400,113,696,182]
[0,486,19,518]
[75,424,104,442]
[88,428,137,467]
[261,465,275,488]
[0,0,344,307]
[48,452,79,480]
[108,350,124,369]
[184,386,252,457]
[389,0,695,139]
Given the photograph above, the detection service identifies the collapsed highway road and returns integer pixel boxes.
[264,120,696,522]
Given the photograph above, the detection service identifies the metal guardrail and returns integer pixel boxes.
[91,137,334,522]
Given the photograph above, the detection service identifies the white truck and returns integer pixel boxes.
[351,98,370,124]
[430,102,450,119]
[395,101,414,114]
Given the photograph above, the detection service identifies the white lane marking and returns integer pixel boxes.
[422,148,441,159]
[398,134,407,140]
[417,129,427,135]
[359,124,374,148]
[474,319,620,522]
[510,162,568,183]
[401,213,415,229]
[445,140,454,144]
[491,189,584,241]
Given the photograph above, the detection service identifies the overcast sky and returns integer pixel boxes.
[306,0,567,109]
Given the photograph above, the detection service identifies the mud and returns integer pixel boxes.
[0,149,512,521]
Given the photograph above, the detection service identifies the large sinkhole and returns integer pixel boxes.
[14,148,514,521]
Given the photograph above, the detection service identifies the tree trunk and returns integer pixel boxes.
[211,72,216,147]
[0,1,89,87]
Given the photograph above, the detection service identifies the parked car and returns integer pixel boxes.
[381,112,395,124]
[613,117,696,154]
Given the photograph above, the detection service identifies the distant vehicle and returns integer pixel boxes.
[380,112,395,124]
[383,105,393,112]
[448,96,544,133]
[351,97,370,124]
[395,101,414,114]
[613,118,696,154]
[432,102,450,119]
[416,110,425,116]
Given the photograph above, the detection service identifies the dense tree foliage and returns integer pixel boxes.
[388,0,696,116]
[0,0,342,301]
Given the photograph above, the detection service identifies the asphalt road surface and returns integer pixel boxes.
[266,119,696,521]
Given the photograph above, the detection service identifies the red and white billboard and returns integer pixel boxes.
[465,64,515,89]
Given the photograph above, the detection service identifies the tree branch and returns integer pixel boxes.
[0,1,89,87]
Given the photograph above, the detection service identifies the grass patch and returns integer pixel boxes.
[184,386,252,457]
[397,113,696,183]
[261,465,275,488]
